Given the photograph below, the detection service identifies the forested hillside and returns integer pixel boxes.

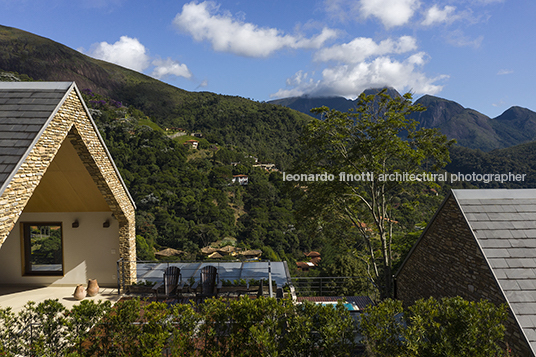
[0,24,311,170]
[3,21,536,288]
[447,143,536,188]
[76,88,316,263]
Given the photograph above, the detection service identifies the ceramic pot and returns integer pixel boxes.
[73,284,86,300]
[87,279,100,297]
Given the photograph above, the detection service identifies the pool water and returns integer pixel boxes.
[320,302,358,311]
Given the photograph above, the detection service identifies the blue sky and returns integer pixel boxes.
[0,0,533,117]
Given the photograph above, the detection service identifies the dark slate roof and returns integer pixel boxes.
[453,189,536,354]
[0,82,73,192]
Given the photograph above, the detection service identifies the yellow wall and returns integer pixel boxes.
[0,211,120,287]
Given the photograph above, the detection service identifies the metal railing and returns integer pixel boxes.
[291,276,377,297]
[117,259,377,301]
[117,259,284,297]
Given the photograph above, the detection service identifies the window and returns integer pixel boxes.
[23,223,63,275]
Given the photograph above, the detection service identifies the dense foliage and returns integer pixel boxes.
[447,144,536,188]
[0,24,312,171]
[359,297,509,357]
[80,90,317,262]
[0,297,356,357]
[84,86,451,289]
[293,90,454,297]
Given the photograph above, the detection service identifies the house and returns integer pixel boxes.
[217,245,237,255]
[201,246,218,255]
[296,261,316,272]
[253,162,276,171]
[297,251,321,271]
[396,189,536,357]
[0,82,137,293]
[155,247,185,258]
[207,251,224,259]
[239,249,262,260]
[232,174,249,185]
[304,251,321,265]
[183,139,199,149]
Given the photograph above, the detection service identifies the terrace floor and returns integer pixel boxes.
[0,285,120,313]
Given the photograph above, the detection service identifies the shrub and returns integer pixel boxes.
[0,296,356,356]
[359,297,508,357]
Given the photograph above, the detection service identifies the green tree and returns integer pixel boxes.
[297,89,454,298]
[359,299,406,357]
[359,297,508,357]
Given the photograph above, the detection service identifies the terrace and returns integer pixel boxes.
[117,259,291,300]
[0,285,120,313]
[0,258,375,314]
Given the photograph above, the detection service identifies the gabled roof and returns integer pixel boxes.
[398,189,536,354]
[0,81,137,282]
[0,82,72,190]
[0,82,134,207]
[452,189,536,353]
[155,248,185,257]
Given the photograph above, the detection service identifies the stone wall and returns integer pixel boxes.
[0,84,136,283]
[396,194,531,356]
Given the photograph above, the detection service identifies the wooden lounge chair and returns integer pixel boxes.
[192,265,222,303]
[152,266,184,299]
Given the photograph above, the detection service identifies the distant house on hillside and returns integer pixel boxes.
[297,252,321,272]
[239,249,262,260]
[304,251,321,265]
[0,82,137,293]
[296,261,316,272]
[183,139,199,149]
[396,189,536,357]
[232,174,249,185]
[155,248,184,259]
[191,132,203,138]
[253,162,277,171]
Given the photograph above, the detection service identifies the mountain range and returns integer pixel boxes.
[269,91,536,152]
[0,24,311,169]
[2,23,536,165]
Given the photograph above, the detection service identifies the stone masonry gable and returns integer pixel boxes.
[396,194,505,304]
[0,82,136,282]
[396,191,534,357]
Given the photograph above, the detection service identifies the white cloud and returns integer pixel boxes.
[497,69,513,75]
[272,53,447,99]
[85,36,194,81]
[445,29,483,48]
[421,5,457,26]
[173,1,337,58]
[359,0,420,28]
[314,36,417,63]
[151,58,192,79]
[86,36,150,72]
